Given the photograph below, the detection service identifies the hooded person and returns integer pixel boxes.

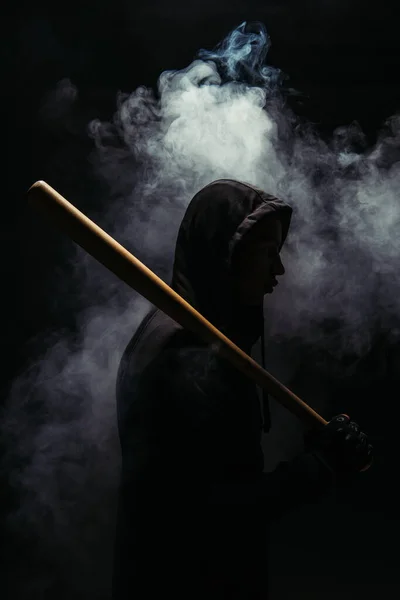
[112,179,373,599]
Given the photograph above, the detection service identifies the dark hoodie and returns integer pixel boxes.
[112,180,333,600]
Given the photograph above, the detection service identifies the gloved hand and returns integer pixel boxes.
[305,414,373,475]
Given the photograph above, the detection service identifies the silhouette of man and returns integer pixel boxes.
[112,179,372,599]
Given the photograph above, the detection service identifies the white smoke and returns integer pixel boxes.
[90,22,400,363]
[2,20,399,598]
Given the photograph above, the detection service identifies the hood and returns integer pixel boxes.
[171,179,292,338]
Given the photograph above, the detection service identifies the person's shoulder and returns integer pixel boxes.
[145,332,215,379]
[120,308,212,381]
[117,309,180,391]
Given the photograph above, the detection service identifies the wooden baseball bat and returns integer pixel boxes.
[27,180,328,429]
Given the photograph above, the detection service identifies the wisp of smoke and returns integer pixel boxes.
[2,20,400,598]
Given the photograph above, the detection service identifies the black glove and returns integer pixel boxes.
[305,414,373,475]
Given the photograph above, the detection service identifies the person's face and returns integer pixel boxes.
[232,217,285,306]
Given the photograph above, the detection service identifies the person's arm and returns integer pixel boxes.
[260,451,334,519]
[263,414,373,519]
[207,451,333,518]
[208,415,373,521]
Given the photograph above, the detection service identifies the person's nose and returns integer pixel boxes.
[273,255,285,276]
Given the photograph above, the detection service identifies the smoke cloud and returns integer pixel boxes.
[2,20,399,598]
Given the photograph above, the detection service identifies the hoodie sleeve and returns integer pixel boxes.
[260,452,335,521]
[207,450,335,520]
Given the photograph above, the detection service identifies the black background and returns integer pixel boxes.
[1,1,399,598]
